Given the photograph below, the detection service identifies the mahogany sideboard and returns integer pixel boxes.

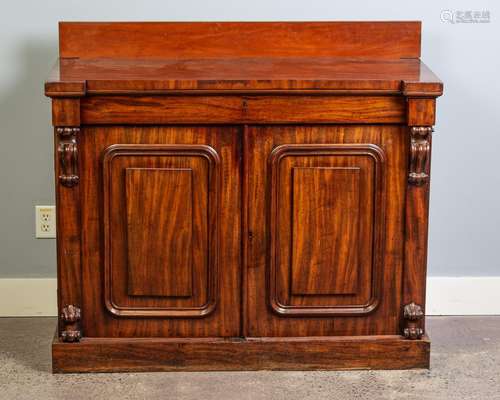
[45,21,443,372]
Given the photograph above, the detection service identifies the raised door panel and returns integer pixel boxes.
[291,166,360,296]
[269,144,385,316]
[102,144,219,317]
[126,168,193,297]
[245,125,406,337]
[80,126,240,338]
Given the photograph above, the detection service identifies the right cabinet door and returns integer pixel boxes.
[245,125,407,337]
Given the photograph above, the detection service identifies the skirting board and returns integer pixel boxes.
[0,277,500,317]
[425,277,500,316]
[0,279,57,316]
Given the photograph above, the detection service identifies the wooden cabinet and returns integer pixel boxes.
[46,22,442,372]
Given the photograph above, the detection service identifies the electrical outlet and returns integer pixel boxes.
[36,205,56,238]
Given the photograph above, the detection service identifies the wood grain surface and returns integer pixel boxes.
[403,132,432,333]
[52,334,430,373]
[125,168,194,297]
[43,22,443,96]
[80,95,406,124]
[46,57,442,95]
[245,125,406,336]
[48,21,440,372]
[291,167,360,296]
[59,22,421,59]
[80,126,240,336]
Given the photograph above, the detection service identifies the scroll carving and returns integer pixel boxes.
[60,304,82,342]
[409,126,432,185]
[403,302,424,340]
[57,127,79,187]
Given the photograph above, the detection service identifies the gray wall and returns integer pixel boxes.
[0,0,498,278]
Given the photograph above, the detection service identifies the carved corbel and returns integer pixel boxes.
[60,305,82,342]
[403,302,424,340]
[57,127,79,187]
[409,126,432,185]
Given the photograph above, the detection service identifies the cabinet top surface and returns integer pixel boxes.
[45,22,442,97]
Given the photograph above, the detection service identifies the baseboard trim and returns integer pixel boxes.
[0,277,499,317]
[426,277,500,315]
[0,278,57,316]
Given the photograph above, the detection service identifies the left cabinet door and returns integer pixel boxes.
[78,126,241,338]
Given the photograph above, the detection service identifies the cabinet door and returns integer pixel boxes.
[80,126,241,337]
[245,125,406,337]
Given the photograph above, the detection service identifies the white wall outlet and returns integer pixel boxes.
[36,205,56,238]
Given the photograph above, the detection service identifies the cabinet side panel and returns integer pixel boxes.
[55,128,82,333]
[52,97,82,340]
[403,130,431,331]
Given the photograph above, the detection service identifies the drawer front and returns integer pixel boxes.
[80,95,406,125]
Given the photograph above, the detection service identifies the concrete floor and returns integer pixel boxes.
[0,317,499,399]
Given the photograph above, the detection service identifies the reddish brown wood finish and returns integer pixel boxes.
[125,168,194,297]
[403,128,433,334]
[80,126,240,335]
[53,99,82,337]
[79,95,406,125]
[45,57,442,95]
[407,98,436,126]
[52,334,430,373]
[268,142,386,317]
[45,22,442,97]
[59,22,421,59]
[291,166,360,296]
[47,21,442,372]
[51,98,80,126]
[246,126,404,334]
[101,143,221,319]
